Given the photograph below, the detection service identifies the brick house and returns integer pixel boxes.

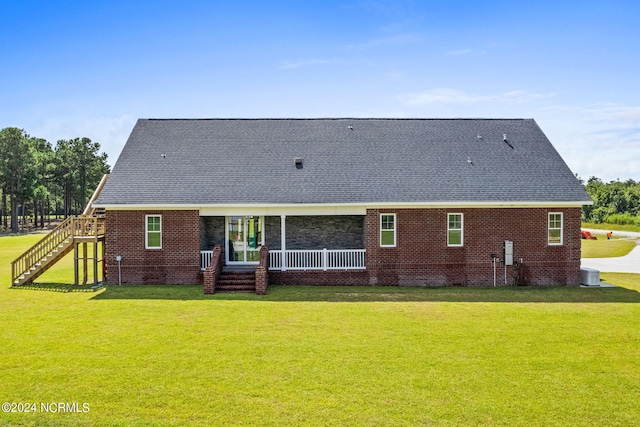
[93,118,592,290]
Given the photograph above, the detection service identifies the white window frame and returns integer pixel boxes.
[548,212,563,246]
[447,213,464,247]
[225,215,265,265]
[145,215,162,249]
[380,213,396,247]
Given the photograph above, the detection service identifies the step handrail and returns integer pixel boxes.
[11,216,75,284]
[82,174,109,216]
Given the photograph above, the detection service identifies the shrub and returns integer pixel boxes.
[604,212,640,225]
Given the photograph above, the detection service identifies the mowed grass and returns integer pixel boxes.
[1,235,640,426]
[581,230,638,258]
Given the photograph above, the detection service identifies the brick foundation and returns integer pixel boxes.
[268,270,370,286]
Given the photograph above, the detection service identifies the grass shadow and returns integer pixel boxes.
[11,282,105,293]
[89,282,640,303]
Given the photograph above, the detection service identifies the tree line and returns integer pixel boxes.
[582,177,640,225]
[0,127,110,233]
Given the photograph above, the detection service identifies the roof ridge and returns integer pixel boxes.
[144,118,532,121]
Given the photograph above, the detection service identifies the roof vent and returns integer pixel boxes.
[348,125,353,130]
[294,158,303,169]
[477,133,482,140]
[503,134,515,149]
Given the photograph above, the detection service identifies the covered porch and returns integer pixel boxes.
[199,213,367,272]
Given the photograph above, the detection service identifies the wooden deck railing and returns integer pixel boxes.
[11,215,105,285]
[73,215,106,237]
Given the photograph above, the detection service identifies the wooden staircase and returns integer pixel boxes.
[11,175,109,287]
[216,270,257,293]
[11,215,106,286]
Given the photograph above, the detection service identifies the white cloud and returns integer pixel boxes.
[401,88,556,106]
[502,90,557,102]
[279,59,335,70]
[446,49,486,56]
[402,88,489,105]
[600,107,640,126]
[557,132,640,182]
[536,103,640,181]
[385,69,407,81]
[343,34,422,50]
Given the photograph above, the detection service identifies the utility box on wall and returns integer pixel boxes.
[504,240,513,266]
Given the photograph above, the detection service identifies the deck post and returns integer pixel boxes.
[82,242,88,285]
[73,242,79,286]
[93,241,99,285]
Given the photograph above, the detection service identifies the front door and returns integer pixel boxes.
[226,216,264,264]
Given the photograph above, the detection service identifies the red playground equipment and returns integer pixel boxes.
[580,230,597,240]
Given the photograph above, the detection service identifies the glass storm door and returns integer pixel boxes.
[226,216,263,264]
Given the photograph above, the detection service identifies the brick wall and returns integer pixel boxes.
[105,210,200,285]
[105,208,581,287]
[365,207,582,286]
[268,270,370,286]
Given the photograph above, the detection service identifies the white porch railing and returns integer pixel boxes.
[201,250,214,271]
[201,249,366,271]
[269,249,366,271]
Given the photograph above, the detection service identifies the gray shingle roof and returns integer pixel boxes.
[94,118,591,206]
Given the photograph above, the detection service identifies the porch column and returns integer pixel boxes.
[281,215,287,271]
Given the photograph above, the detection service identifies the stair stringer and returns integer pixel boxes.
[13,239,75,287]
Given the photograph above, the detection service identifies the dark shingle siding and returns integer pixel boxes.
[95,118,591,205]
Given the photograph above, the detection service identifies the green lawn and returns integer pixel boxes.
[1,234,640,426]
[581,230,638,258]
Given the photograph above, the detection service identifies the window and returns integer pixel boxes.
[548,212,563,245]
[447,213,463,246]
[146,215,162,249]
[380,214,396,247]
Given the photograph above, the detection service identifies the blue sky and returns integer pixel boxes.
[1,0,638,181]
